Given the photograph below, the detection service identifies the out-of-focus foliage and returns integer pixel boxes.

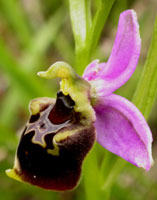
[0,0,156,200]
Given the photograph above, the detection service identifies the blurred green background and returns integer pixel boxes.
[0,0,156,200]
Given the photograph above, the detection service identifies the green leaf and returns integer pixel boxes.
[0,124,18,148]
[87,0,115,58]
[83,144,103,200]
[21,7,65,72]
[0,38,51,99]
[0,8,65,126]
[69,0,87,50]
[85,0,92,32]
[55,32,74,64]
[0,0,32,47]
[0,89,20,127]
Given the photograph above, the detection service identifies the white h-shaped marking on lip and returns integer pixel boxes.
[25,105,70,147]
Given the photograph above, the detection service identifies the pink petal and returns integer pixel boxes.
[94,94,153,170]
[83,10,141,96]
[83,59,100,80]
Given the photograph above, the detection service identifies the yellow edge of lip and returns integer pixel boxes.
[5,169,22,182]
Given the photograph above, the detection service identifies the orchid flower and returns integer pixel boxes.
[6,10,153,191]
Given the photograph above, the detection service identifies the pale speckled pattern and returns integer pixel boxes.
[83,10,153,170]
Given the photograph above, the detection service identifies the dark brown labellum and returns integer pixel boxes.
[14,91,96,191]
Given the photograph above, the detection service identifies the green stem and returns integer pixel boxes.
[100,151,117,185]
[85,0,92,32]
[69,0,89,74]
[86,0,115,60]
[78,0,115,74]
[69,0,87,48]
[102,158,126,191]
[83,144,102,200]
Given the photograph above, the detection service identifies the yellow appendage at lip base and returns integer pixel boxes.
[6,169,22,182]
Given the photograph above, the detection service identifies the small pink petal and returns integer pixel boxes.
[94,94,153,170]
[83,10,141,96]
[83,60,100,80]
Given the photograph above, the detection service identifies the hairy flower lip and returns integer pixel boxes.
[7,91,96,191]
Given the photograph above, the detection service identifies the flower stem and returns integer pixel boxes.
[86,0,115,59]
[69,0,115,75]
[101,158,126,191]
[69,0,88,74]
